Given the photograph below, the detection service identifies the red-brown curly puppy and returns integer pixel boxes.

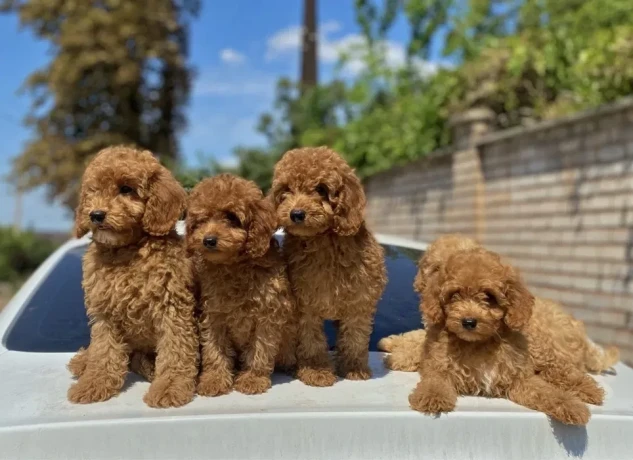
[270,146,387,387]
[67,146,198,408]
[380,235,618,377]
[402,235,603,425]
[186,174,296,396]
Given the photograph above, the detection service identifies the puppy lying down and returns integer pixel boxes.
[379,235,619,426]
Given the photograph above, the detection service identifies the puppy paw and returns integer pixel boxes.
[377,336,394,352]
[144,376,195,408]
[67,348,88,378]
[408,387,456,414]
[297,367,338,387]
[384,354,418,372]
[341,365,372,381]
[550,400,590,426]
[573,379,605,406]
[197,372,233,397]
[233,371,272,395]
[68,379,119,404]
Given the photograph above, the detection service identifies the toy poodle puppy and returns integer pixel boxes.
[379,235,619,379]
[67,146,198,408]
[186,174,296,396]
[393,235,614,425]
[271,146,387,387]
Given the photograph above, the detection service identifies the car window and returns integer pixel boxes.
[3,242,423,352]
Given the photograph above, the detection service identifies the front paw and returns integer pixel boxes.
[197,372,233,397]
[233,371,272,395]
[144,376,195,408]
[67,348,88,378]
[550,398,591,426]
[340,364,372,381]
[297,367,338,387]
[68,378,119,404]
[408,386,456,414]
[574,378,605,406]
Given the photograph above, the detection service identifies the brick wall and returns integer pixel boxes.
[364,99,633,365]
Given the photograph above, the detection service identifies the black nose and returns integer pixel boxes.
[89,210,106,224]
[203,236,218,249]
[290,209,306,223]
[462,318,478,330]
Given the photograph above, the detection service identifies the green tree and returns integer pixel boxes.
[1,0,199,210]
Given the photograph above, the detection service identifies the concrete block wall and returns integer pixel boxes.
[364,99,633,364]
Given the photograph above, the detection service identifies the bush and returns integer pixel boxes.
[0,228,59,282]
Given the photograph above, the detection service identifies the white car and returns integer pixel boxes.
[0,233,631,460]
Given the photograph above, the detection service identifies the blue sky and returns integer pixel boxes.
[0,1,438,231]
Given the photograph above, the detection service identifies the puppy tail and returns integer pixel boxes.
[584,338,620,373]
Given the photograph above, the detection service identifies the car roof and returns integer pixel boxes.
[0,230,631,460]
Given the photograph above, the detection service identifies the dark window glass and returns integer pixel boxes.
[4,246,90,352]
[4,242,423,352]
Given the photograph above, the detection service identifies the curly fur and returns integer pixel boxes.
[67,146,198,408]
[186,174,297,396]
[271,146,387,386]
[383,234,619,425]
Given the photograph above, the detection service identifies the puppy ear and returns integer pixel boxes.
[503,270,534,331]
[332,172,366,236]
[245,196,277,258]
[73,183,89,238]
[143,166,187,236]
[420,273,446,326]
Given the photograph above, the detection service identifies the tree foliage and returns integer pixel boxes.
[0,227,58,282]
[1,0,199,209]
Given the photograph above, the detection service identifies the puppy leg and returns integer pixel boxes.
[296,312,337,387]
[234,319,282,395]
[380,329,426,372]
[130,351,156,382]
[144,309,198,408]
[68,321,129,404]
[508,376,590,426]
[408,372,457,414]
[275,320,297,373]
[539,365,605,405]
[197,312,235,397]
[336,313,373,380]
[68,346,89,378]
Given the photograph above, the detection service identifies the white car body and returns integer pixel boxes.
[0,234,631,460]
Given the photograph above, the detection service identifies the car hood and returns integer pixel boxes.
[1,351,632,460]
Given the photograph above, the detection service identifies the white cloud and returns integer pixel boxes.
[220,48,246,65]
[265,25,303,60]
[265,20,440,77]
[193,70,276,97]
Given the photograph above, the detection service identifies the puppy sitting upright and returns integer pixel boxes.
[68,146,198,408]
[271,146,387,387]
[186,174,296,396]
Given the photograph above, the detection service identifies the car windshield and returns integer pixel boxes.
[3,241,423,353]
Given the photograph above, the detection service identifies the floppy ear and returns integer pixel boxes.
[142,166,187,236]
[73,183,89,238]
[503,270,535,331]
[420,273,446,326]
[245,196,277,258]
[332,172,366,236]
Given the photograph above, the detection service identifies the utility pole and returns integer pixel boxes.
[300,0,318,94]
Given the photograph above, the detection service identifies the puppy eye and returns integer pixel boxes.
[315,184,329,199]
[484,293,497,305]
[225,212,241,227]
[119,185,134,195]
